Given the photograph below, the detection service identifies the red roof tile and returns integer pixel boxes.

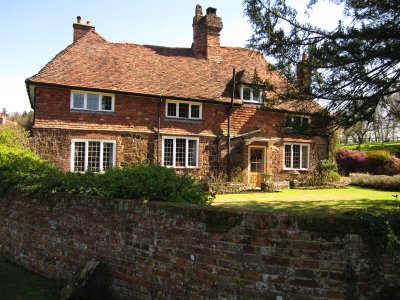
[27,30,322,113]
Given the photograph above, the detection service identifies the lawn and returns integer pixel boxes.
[0,256,65,300]
[213,186,400,216]
[340,141,400,153]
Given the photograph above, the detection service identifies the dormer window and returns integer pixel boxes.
[240,85,263,102]
[285,114,310,130]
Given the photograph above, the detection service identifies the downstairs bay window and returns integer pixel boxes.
[162,136,199,168]
[71,139,116,172]
[284,143,310,170]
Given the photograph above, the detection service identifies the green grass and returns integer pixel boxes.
[213,186,400,216]
[0,256,65,300]
[340,141,400,153]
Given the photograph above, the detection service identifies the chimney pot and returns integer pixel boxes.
[206,7,217,15]
[77,16,82,23]
[86,20,91,25]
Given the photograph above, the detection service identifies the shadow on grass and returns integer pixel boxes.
[0,256,65,300]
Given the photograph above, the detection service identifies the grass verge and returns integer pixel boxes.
[0,256,65,300]
[340,141,400,153]
[213,186,400,216]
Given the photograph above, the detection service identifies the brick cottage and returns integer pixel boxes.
[26,5,328,187]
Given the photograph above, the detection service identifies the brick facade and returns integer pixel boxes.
[32,86,327,183]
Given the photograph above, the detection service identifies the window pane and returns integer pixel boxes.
[302,117,310,129]
[253,89,262,102]
[178,103,189,118]
[175,138,186,167]
[74,142,86,172]
[73,93,84,109]
[167,102,176,117]
[103,143,114,170]
[293,144,300,169]
[87,94,99,110]
[87,141,101,172]
[285,116,292,128]
[293,116,301,127]
[191,105,200,118]
[164,139,173,166]
[243,86,251,100]
[250,149,263,172]
[284,145,292,168]
[102,96,112,111]
[188,140,197,167]
[301,145,309,169]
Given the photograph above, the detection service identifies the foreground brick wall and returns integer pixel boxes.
[2,194,396,299]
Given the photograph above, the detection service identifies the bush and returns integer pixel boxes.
[351,174,400,191]
[335,149,367,176]
[366,150,392,175]
[0,145,61,195]
[0,126,30,149]
[302,159,340,187]
[0,147,212,205]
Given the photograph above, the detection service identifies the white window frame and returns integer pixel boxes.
[240,85,263,103]
[285,114,311,129]
[70,139,116,172]
[70,90,115,112]
[283,143,310,170]
[165,100,202,119]
[162,136,200,168]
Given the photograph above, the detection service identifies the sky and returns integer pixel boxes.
[0,0,343,113]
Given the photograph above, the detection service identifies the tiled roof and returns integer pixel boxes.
[27,30,322,113]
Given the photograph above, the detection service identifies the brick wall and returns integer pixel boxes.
[0,193,398,299]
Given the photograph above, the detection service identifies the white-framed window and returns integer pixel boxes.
[165,100,202,119]
[240,85,263,102]
[71,139,116,172]
[162,136,199,168]
[71,90,115,112]
[284,143,310,170]
[285,115,311,129]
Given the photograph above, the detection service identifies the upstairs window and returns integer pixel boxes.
[71,91,114,112]
[285,115,310,130]
[240,85,263,102]
[71,139,116,172]
[166,100,202,119]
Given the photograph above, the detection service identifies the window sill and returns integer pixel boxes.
[164,117,203,122]
[282,168,309,172]
[242,100,263,104]
[70,109,115,114]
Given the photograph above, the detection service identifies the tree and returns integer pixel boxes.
[243,0,400,127]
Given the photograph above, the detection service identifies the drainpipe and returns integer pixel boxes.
[227,68,236,181]
[157,98,163,164]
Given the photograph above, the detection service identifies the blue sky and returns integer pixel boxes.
[0,0,342,113]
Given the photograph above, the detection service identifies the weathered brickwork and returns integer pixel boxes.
[0,194,398,299]
[33,86,328,182]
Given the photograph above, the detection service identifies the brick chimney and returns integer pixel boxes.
[297,52,311,94]
[73,16,95,43]
[192,5,223,59]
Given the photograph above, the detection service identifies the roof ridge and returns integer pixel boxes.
[27,30,108,80]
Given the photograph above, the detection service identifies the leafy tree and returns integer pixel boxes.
[243,0,400,127]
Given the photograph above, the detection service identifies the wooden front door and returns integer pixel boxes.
[249,148,265,187]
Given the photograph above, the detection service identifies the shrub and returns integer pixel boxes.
[0,147,212,205]
[302,159,340,187]
[351,174,400,191]
[0,126,30,149]
[366,150,392,175]
[0,145,61,195]
[335,149,367,176]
